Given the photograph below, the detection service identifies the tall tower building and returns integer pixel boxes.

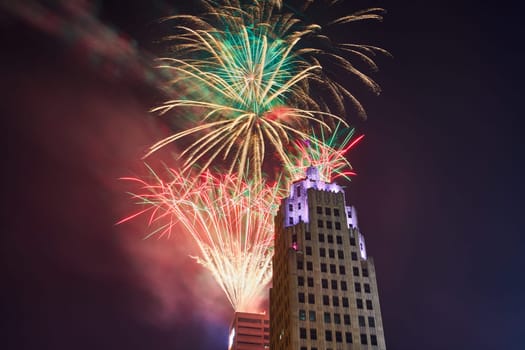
[270,167,387,350]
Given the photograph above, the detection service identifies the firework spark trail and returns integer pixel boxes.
[285,123,365,184]
[120,168,279,312]
[145,0,387,184]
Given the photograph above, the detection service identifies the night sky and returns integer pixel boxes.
[2,1,524,350]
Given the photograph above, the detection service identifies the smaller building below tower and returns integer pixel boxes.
[229,312,270,350]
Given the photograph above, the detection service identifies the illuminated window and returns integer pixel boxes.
[299,310,306,321]
[360,334,368,345]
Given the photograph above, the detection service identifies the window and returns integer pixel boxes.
[306,246,312,255]
[360,334,368,345]
[332,296,339,307]
[297,260,304,270]
[331,280,338,290]
[309,310,316,322]
[325,207,331,216]
[353,267,360,276]
[298,215,302,222]
[323,295,329,306]
[307,261,313,271]
[300,327,307,339]
[336,236,343,244]
[297,276,304,286]
[319,233,325,242]
[297,186,301,197]
[363,268,369,277]
[298,203,301,210]
[366,300,373,310]
[308,294,315,304]
[339,265,346,275]
[368,317,376,328]
[329,249,335,258]
[341,281,348,291]
[289,217,293,225]
[322,279,328,289]
[307,277,314,287]
[305,231,311,240]
[325,330,333,342]
[298,292,305,303]
[335,222,341,230]
[335,331,342,343]
[343,314,351,325]
[345,332,353,343]
[354,282,361,292]
[317,220,323,228]
[301,347,307,350]
[327,235,334,243]
[342,297,349,307]
[316,206,322,214]
[320,248,326,257]
[371,334,378,346]
[334,208,340,216]
[337,250,344,259]
[321,263,327,273]
[324,312,331,323]
[326,221,333,229]
[358,316,366,327]
[310,328,318,340]
[330,264,336,273]
[350,237,356,246]
[299,309,306,321]
[356,299,363,309]
[334,313,341,324]
[364,283,371,293]
[351,252,358,261]
[288,204,293,211]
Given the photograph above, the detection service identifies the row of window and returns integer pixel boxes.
[298,292,373,310]
[317,220,342,230]
[299,310,376,328]
[296,260,369,278]
[299,328,378,345]
[301,232,357,247]
[305,246,359,261]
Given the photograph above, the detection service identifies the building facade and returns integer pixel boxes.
[270,167,387,350]
[229,311,270,350]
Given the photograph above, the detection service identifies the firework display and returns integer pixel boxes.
[123,0,386,312]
